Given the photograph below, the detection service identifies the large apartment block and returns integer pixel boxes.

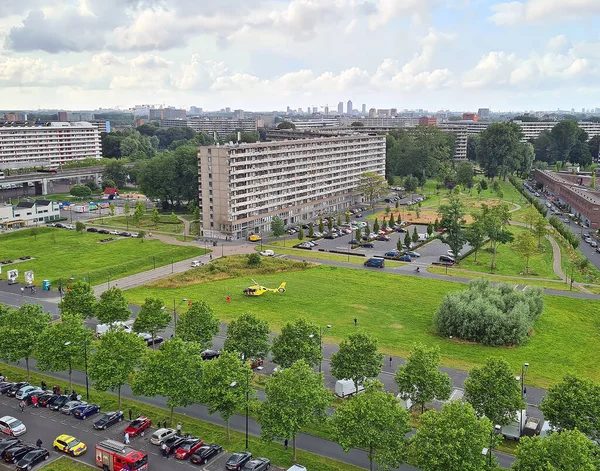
[198,135,386,240]
[0,122,101,169]
[158,117,257,137]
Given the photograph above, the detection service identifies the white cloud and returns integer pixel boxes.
[547,34,569,52]
[490,0,600,25]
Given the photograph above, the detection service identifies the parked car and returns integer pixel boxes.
[86,227,98,233]
[249,358,264,369]
[398,254,412,262]
[397,228,406,233]
[25,390,48,405]
[49,395,70,411]
[376,235,390,241]
[4,444,35,464]
[174,438,204,460]
[447,250,461,257]
[150,428,177,446]
[164,435,192,455]
[15,386,41,401]
[52,434,87,456]
[125,417,152,438]
[348,239,359,245]
[259,250,275,256]
[384,251,399,257]
[439,255,456,264]
[406,251,421,258]
[0,438,22,458]
[0,383,15,394]
[72,404,100,420]
[190,444,223,465]
[191,260,203,267]
[362,242,375,248]
[60,401,87,415]
[15,447,50,471]
[93,411,124,430]
[201,349,221,360]
[226,451,253,470]
[6,382,29,398]
[364,257,384,268]
[0,417,26,437]
[98,229,110,234]
[242,457,271,471]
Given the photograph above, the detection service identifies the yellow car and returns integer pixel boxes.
[53,434,87,456]
[248,234,261,242]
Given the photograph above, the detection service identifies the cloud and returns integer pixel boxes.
[547,34,569,52]
[489,0,600,25]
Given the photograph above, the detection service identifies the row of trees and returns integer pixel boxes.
[532,120,600,167]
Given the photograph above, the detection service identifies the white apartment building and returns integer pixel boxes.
[0,122,101,169]
[199,135,386,239]
[286,118,341,129]
[0,200,60,229]
[158,117,257,137]
[515,121,600,141]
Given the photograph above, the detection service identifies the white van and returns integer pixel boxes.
[335,379,365,398]
[95,321,133,337]
[191,260,203,267]
[287,465,307,471]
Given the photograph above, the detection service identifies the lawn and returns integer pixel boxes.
[260,245,407,267]
[90,213,185,234]
[459,226,559,280]
[125,264,600,388]
[0,227,205,286]
[44,457,94,471]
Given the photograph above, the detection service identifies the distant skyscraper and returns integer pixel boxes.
[308,105,312,114]
[338,102,344,114]
[234,109,244,119]
[312,107,318,114]
[369,108,376,118]
[225,107,231,113]
[477,108,490,119]
[347,100,353,114]
[362,104,366,114]
[287,106,291,114]
[298,108,303,113]
[324,106,329,116]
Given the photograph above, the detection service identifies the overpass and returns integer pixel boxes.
[0,164,134,195]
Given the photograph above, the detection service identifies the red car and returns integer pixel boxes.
[124,417,151,438]
[174,438,204,460]
[249,358,264,369]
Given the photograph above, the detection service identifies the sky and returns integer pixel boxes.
[0,0,599,112]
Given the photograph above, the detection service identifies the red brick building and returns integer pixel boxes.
[418,117,437,126]
[462,113,478,122]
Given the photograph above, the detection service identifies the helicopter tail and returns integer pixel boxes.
[277,282,287,293]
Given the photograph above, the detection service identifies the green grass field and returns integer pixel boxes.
[44,458,94,471]
[126,264,600,388]
[91,213,185,234]
[459,226,559,279]
[0,227,205,286]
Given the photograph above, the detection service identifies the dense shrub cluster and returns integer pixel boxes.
[509,176,547,217]
[433,279,543,346]
[549,216,580,249]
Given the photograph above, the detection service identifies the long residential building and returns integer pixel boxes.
[158,117,257,137]
[0,121,101,169]
[198,135,386,240]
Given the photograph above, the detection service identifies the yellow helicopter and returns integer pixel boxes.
[243,279,287,296]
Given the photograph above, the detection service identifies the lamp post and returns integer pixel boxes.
[64,341,73,392]
[163,298,189,333]
[309,325,331,373]
[570,265,575,291]
[485,424,502,468]
[516,362,529,434]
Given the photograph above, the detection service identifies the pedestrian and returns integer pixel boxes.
[354,317,357,327]
[31,395,38,408]
[41,381,46,391]
[209,254,213,261]
[163,420,167,429]
[56,385,61,395]
[19,400,25,412]
[284,439,288,450]
[389,356,392,367]
[20,287,24,295]
[124,432,130,445]
[176,423,182,434]
[128,408,132,421]
[161,442,168,458]
[36,439,42,448]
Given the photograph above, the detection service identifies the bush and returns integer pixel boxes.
[549,216,580,249]
[509,176,548,217]
[247,253,262,267]
[433,279,543,346]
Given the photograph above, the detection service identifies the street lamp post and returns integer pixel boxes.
[164,298,189,333]
[310,325,331,373]
[516,362,529,434]
[64,341,73,392]
[485,424,502,468]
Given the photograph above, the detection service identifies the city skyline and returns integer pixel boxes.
[0,0,599,110]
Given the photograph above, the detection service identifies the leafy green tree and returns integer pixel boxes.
[464,357,524,426]
[175,300,220,349]
[522,207,539,229]
[355,228,362,241]
[328,217,334,231]
[308,224,314,238]
[433,218,440,230]
[224,313,270,361]
[551,120,585,163]
[133,338,203,424]
[70,185,92,199]
[109,203,115,216]
[373,219,380,234]
[364,221,371,237]
[103,160,128,187]
[397,237,403,252]
[404,175,419,192]
[427,223,433,237]
[412,226,419,244]
[389,213,395,227]
[330,332,384,394]
[271,216,285,237]
[408,401,495,471]
[512,429,600,471]
[464,221,486,263]
[438,195,466,263]
[247,252,261,267]
[518,142,535,177]
[0,304,51,380]
[277,121,296,130]
[202,351,253,441]
[533,215,547,247]
[533,130,557,164]
[318,217,324,233]
[36,313,91,391]
[170,211,179,224]
[479,178,488,190]
[75,221,85,233]
[298,227,304,240]
[332,381,410,471]
[95,287,131,325]
[259,360,331,462]
[477,203,513,270]
[133,201,145,225]
[358,172,388,210]
[540,374,600,441]
[456,162,474,189]
[477,122,524,180]
[382,218,388,230]
[58,280,96,318]
[151,207,160,227]
[271,318,321,369]
[337,215,342,226]
[101,178,116,190]
[133,297,171,349]
[512,231,537,274]
[88,330,146,408]
[123,201,131,216]
[395,344,452,413]
[345,212,351,224]
[404,232,411,250]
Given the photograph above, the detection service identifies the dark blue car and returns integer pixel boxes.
[398,254,411,262]
[72,404,100,420]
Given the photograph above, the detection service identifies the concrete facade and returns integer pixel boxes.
[158,117,257,137]
[0,200,60,229]
[198,135,386,239]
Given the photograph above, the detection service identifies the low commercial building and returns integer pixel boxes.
[198,134,386,239]
[0,200,60,229]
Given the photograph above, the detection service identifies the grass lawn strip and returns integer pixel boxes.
[0,364,364,471]
[89,213,185,235]
[0,227,205,285]
[259,245,407,267]
[43,457,95,471]
[126,264,600,388]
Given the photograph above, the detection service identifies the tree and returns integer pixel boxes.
[88,330,146,408]
[426,223,433,237]
[271,318,321,369]
[455,162,474,189]
[175,300,219,349]
[533,130,557,164]
[404,232,411,250]
[330,332,383,394]
[590,173,597,189]
[258,360,331,462]
[103,160,128,187]
[569,140,592,167]
[477,203,513,270]
[308,224,314,238]
[397,237,403,252]
[331,381,410,471]
[133,201,145,225]
[359,172,387,210]
[151,207,160,227]
[438,195,466,263]
[0,304,51,380]
[298,227,304,240]
[523,206,540,229]
[36,313,90,392]
[512,231,537,274]
[373,219,380,234]
[202,351,253,441]
[133,298,171,349]
[512,429,600,471]
[95,287,131,325]
[389,213,395,227]
[411,226,419,244]
[464,221,486,263]
[477,122,524,180]
[247,252,261,267]
[464,357,524,426]
[364,221,371,237]
[532,215,547,247]
[109,203,115,217]
[479,178,488,190]
[345,212,351,224]
[540,374,600,440]
[395,344,452,413]
[101,178,116,190]
[69,185,92,199]
[75,221,85,233]
[224,313,270,361]
[133,338,203,424]
[170,211,179,225]
[382,218,388,230]
[355,227,362,241]
[58,280,96,318]
[408,401,495,471]
[271,216,285,237]
[318,217,324,233]
[551,120,585,163]
[328,217,334,231]
[404,175,418,192]
[518,142,535,177]
[277,121,296,130]
[123,201,131,216]
[30,226,39,241]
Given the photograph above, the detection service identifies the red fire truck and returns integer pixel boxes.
[95,439,149,471]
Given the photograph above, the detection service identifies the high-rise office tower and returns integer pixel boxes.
[347,100,353,114]
[338,102,344,114]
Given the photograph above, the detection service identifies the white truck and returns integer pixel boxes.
[95,321,133,337]
[501,410,544,439]
[334,379,364,398]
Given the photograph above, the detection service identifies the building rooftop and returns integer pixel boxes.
[539,170,600,206]
[205,133,383,150]
[0,121,94,128]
